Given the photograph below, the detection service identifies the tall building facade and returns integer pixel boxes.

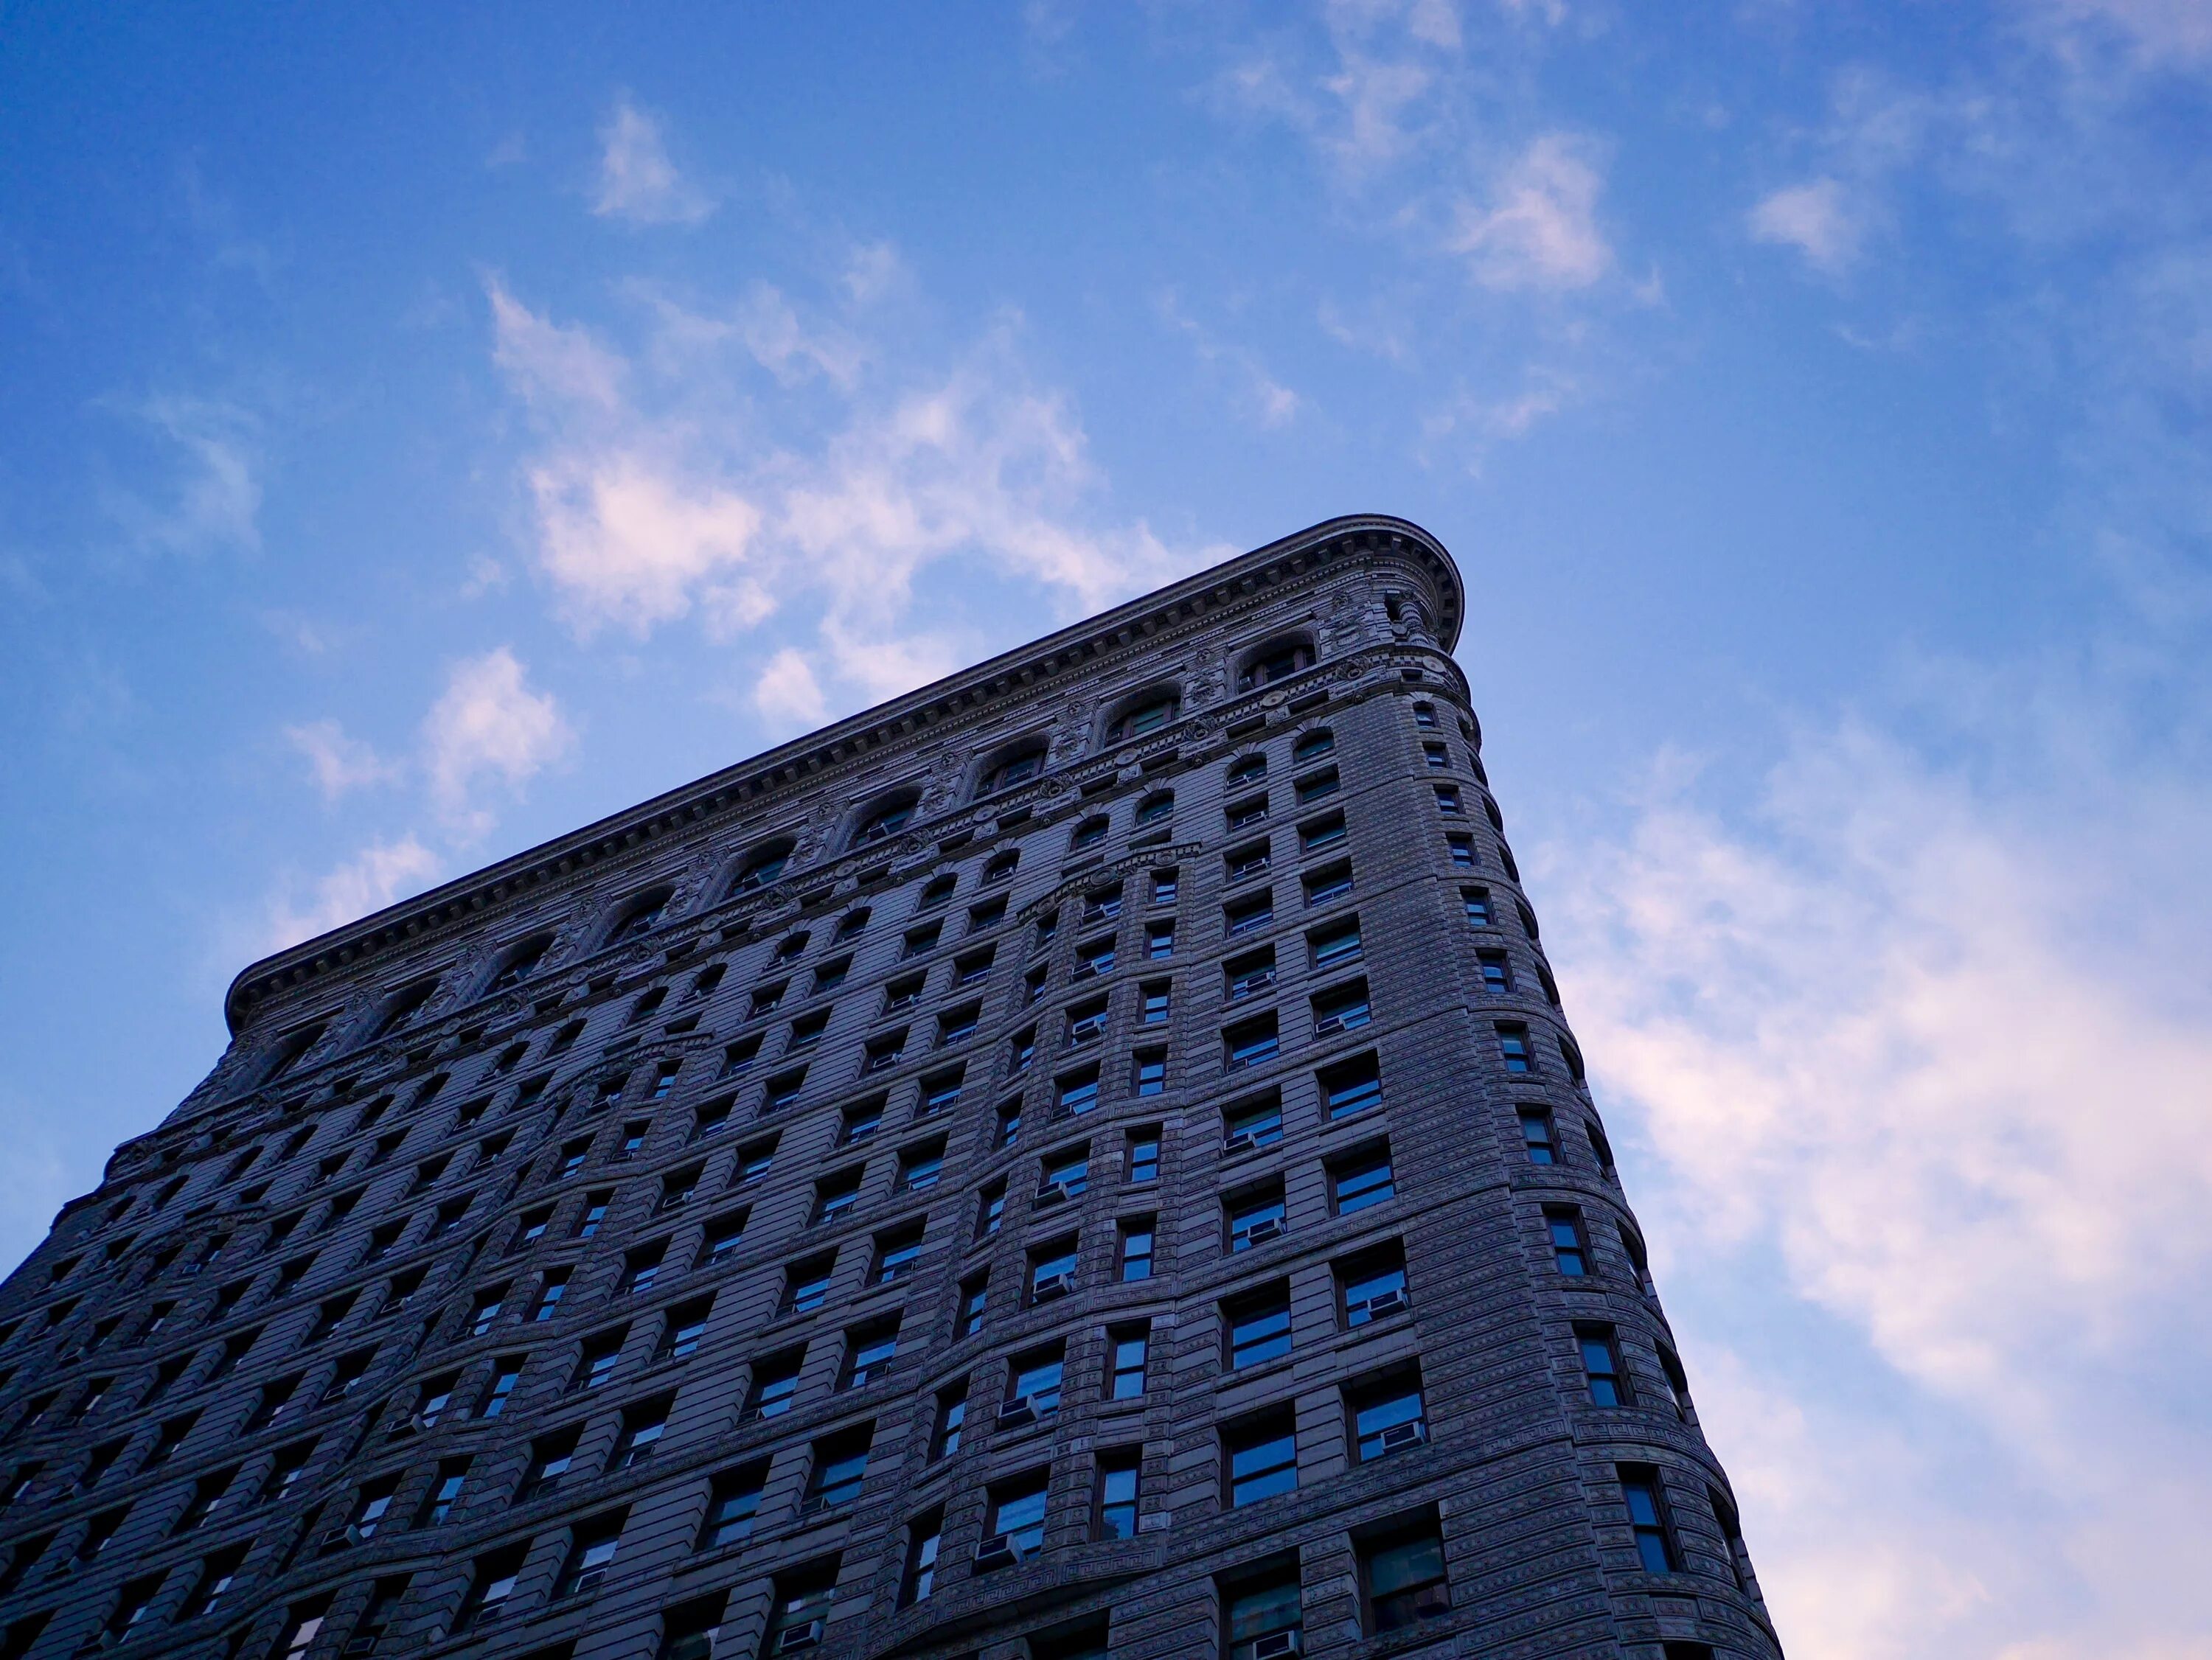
[0,517,1777,1660]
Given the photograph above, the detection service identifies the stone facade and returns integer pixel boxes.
[0,516,1780,1660]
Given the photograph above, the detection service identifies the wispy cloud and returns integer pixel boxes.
[753,645,829,730]
[591,93,714,226]
[1748,176,1868,273]
[421,646,574,839]
[257,834,443,956]
[1448,133,1612,290]
[284,719,400,801]
[100,394,263,557]
[1157,290,1303,428]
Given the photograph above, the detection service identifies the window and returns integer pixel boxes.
[995,1098,1022,1148]
[1040,1145,1089,1202]
[1361,1520,1450,1631]
[1108,1325,1149,1398]
[530,1269,570,1322]
[1298,812,1347,855]
[1023,963,1049,1006]
[1057,1067,1102,1115]
[903,921,941,958]
[456,1545,527,1630]
[1224,893,1273,938]
[1095,1453,1141,1539]
[1312,978,1371,1035]
[510,1206,553,1253]
[412,1457,469,1527]
[1077,935,1116,977]
[883,974,923,1014]
[613,1120,650,1162]
[1340,1246,1409,1327]
[1225,1412,1297,1507]
[574,1191,611,1235]
[659,1593,731,1660]
[656,1299,712,1362]
[813,955,852,994]
[1225,1014,1279,1070]
[810,1169,860,1226]
[873,1226,924,1286]
[1619,1468,1681,1572]
[787,1009,830,1051]
[1009,1027,1037,1073]
[932,1388,967,1457]
[1151,867,1179,904]
[1293,729,1335,764]
[611,1398,670,1468]
[261,1442,316,1504]
[1660,1345,1694,1420]
[863,1028,907,1073]
[1033,912,1060,952]
[1225,840,1272,885]
[1462,886,1492,926]
[172,1468,235,1534]
[1497,1022,1534,1073]
[1006,1345,1065,1420]
[1226,1283,1293,1370]
[1331,1145,1396,1213]
[1145,919,1176,958]
[1447,833,1477,869]
[856,797,916,843]
[953,946,995,985]
[984,849,1020,885]
[1303,862,1353,906]
[742,1349,803,1420]
[1228,753,1268,789]
[1546,1208,1589,1276]
[1224,1091,1284,1151]
[1295,767,1340,804]
[919,1066,965,1115]
[1130,1043,1170,1098]
[733,1137,776,1185]
[978,1473,1050,1569]
[554,1511,625,1599]
[763,1566,838,1656]
[1580,1327,1629,1406]
[1433,784,1462,816]
[1065,996,1110,1046]
[620,1240,668,1295]
[477,1356,525,1417]
[1225,793,1269,832]
[780,1255,836,1317]
[981,747,1046,794]
[700,1464,768,1549]
[570,1332,625,1392]
[698,1210,748,1269]
[841,1318,900,1389]
[731,842,790,893]
[1126,1128,1161,1183]
[1223,1568,1303,1660]
[900,1140,946,1191]
[1351,1373,1428,1460]
[1478,949,1513,994]
[976,1182,1006,1240]
[1106,691,1178,742]
[1083,882,1126,922]
[1118,1219,1155,1282]
[1028,1238,1079,1303]
[720,1035,761,1076]
[1227,1185,1287,1252]
[803,1427,872,1512]
[1517,1106,1557,1163]
[902,1508,944,1604]
[521,1427,580,1498]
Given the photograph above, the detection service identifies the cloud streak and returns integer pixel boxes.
[591,94,714,226]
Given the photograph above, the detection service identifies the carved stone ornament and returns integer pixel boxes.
[1335,656,1368,680]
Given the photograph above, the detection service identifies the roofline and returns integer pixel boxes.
[224,512,1462,1033]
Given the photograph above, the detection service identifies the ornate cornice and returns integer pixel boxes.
[223,514,1464,1035]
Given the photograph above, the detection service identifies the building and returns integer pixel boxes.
[0,515,1778,1660]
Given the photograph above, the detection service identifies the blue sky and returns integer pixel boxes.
[5,4,2211,1654]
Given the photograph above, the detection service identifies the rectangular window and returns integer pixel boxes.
[1620,1467,1681,1572]
[905,922,942,958]
[732,1139,776,1185]
[522,1426,580,1498]
[1580,1327,1629,1406]
[477,1356,525,1418]
[803,1429,872,1512]
[655,1299,712,1363]
[1126,1129,1160,1184]
[1224,1090,1284,1152]
[1065,997,1110,1046]
[1108,1325,1149,1398]
[1298,812,1347,855]
[1478,949,1512,993]
[1340,1247,1410,1328]
[1447,833,1476,869]
[953,946,996,985]
[553,1511,625,1599]
[1057,1067,1101,1115]
[1303,861,1353,906]
[1225,1014,1280,1070]
[968,896,1007,932]
[1224,1412,1297,1507]
[1009,1028,1037,1073]
[1330,1145,1396,1214]
[611,1398,669,1468]
[699,1462,767,1549]
[742,1350,803,1420]
[840,1319,900,1390]
[1361,1520,1451,1631]
[1225,1283,1293,1370]
[1295,767,1340,804]
[810,1170,861,1226]
[1517,1106,1556,1163]
[937,1003,981,1047]
[1497,1022,1534,1073]
[1028,1239,1079,1304]
[977,1182,1006,1239]
[984,1476,1050,1563]
[1151,868,1179,904]
[1146,920,1176,959]
[959,1274,988,1338]
[762,1567,837,1656]
[1224,895,1273,938]
[1040,1145,1089,1202]
[1224,946,1276,1003]
[1462,886,1492,925]
[900,1140,945,1191]
[1223,1569,1303,1660]
[933,1389,967,1458]
[1138,980,1172,1024]
[872,1227,924,1286]
[1319,1051,1382,1118]
[619,1241,667,1295]
[1227,1185,1287,1252]
[765,1067,809,1110]
[1225,840,1273,885]
[1546,1208,1589,1276]
[902,1509,943,1605]
[1095,1454,1141,1540]
[1130,1049,1167,1097]
[1077,936,1116,978]
[1118,1219,1155,1282]
[1350,1374,1428,1461]
[1225,794,1269,831]
[568,1333,624,1393]
[1006,1345,1065,1419]
[1312,978,1371,1035]
[1433,785,1462,815]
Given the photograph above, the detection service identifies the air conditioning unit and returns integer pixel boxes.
[1241,1217,1284,1246]
[1035,1182,1070,1206]
[1223,1130,1257,1154]
[318,1524,361,1552]
[996,1396,1036,1429]
[1377,1420,1428,1453]
[973,1532,1017,1570]
[1251,1630,1304,1659]
[1031,1272,1075,1301]
[775,1617,824,1653]
[1313,1014,1346,1036]
[1356,1287,1408,1320]
[342,1625,386,1656]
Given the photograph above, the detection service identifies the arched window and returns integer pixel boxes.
[608,886,674,945]
[483,936,553,997]
[1135,791,1175,827]
[835,908,872,942]
[775,931,812,962]
[1237,635,1316,691]
[1069,816,1110,852]
[853,794,918,847]
[263,1021,327,1081]
[370,982,438,1042]
[1226,753,1267,788]
[977,744,1048,797]
[730,840,793,896]
[1293,729,1335,766]
[1103,688,1180,744]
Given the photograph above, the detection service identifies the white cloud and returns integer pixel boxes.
[1158,290,1304,428]
[102,394,262,556]
[258,835,442,955]
[527,450,767,638]
[1552,680,2212,1657]
[284,719,399,800]
[487,278,627,412]
[2033,0,2212,66]
[1749,176,1866,273]
[420,647,574,837]
[591,93,714,226]
[752,646,829,730]
[1449,133,1612,290]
